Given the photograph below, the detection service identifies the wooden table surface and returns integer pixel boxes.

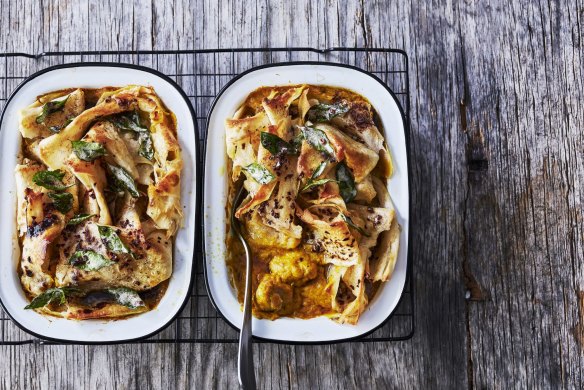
[1,1,582,389]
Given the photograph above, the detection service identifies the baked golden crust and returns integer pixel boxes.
[225,85,400,324]
[16,86,182,319]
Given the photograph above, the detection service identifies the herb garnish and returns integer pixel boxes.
[48,118,73,133]
[24,287,79,310]
[340,214,370,237]
[98,225,131,255]
[290,133,305,152]
[47,191,73,213]
[71,140,107,162]
[109,111,154,160]
[138,131,154,160]
[301,178,336,193]
[306,101,350,123]
[36,96,69,124]
[300,162,336,192]
[69,250,115,271]
[106,164,140,198]
[67,213,95,226]
[260,132,298,156]
[109,111,145,133]
[106,287,145,309]
[32,169,72,191]
[33,170,74,213]
[242,163,275,185]
[336,162,357,204]
[299,126,335,157]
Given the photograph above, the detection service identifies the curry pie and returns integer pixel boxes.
[15,85,182,319]
[225,85,400,325]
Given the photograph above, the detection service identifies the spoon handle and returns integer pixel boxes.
[238,233,256,389]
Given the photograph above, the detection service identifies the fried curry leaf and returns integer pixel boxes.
[138,132,154,160]
[340,214,370,237]
[67,213,95,226]
[242,163,275,184]
[35,96,69,124]
[109,111,147,133]
[300,162,336,192]
[336,162,357,204]
[48,191,73,213]
[290,132,304,153]
[98,225,131,255]
[24,287,79,309]
[48,118,73,133]
[110,111,154,161]
[69,250,115,271]
[106,164,140,198]
[32,169,72,191]
[300,178,337,193]
[72,140,107,162]
[260,132,296,156]
[300,126,335,157]
[306,101,350,123]
[311,161,327,179]
[107,287,145,309]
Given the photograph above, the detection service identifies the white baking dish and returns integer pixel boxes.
[203,63,410,343]
[0,63,198,343]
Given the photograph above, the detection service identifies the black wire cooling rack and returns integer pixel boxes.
[0,48,413,345]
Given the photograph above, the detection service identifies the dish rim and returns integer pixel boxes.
[203,61,413,345]
[0,62,200,345]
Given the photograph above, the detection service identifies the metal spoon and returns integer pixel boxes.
[231,182,257,390]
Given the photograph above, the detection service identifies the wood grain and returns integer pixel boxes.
[0,0,582,389]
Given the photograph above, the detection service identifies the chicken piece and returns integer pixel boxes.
[269,251,317,285]
[255,274,293,312]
